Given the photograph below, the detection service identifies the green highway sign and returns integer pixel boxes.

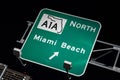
[20,8,101,76]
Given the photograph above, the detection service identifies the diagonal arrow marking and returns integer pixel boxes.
[49,52,59,60]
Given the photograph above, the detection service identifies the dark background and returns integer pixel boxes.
[0,0,120,80]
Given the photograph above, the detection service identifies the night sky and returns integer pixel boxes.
[0,1,120,80]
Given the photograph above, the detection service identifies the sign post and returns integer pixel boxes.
[20,8,101,76]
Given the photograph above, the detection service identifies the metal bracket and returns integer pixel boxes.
[64,60,72,80]
[16,21,33,44]
[13,48,26,66]
[89,40,120,73]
